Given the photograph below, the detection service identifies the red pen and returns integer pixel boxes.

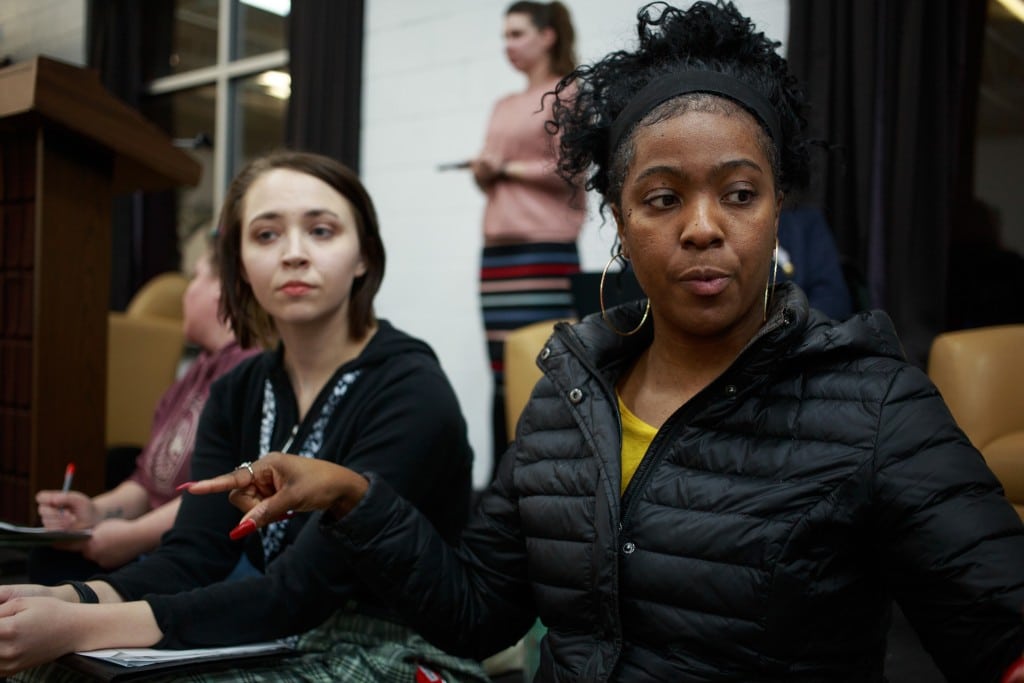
[62,462,75,493]
[58,462,75,517]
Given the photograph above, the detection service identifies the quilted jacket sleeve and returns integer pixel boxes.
[324,449,538,659]
[871,364,1024,683]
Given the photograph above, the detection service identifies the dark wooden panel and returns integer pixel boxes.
[0,131,34,522]
[29,127,113,510]
[0,59,194,522]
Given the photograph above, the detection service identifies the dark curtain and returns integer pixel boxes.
[286,0,365,172]
[87,0,177,310]
[787,0,986,367]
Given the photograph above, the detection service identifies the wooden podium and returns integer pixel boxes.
[0,57,200,523]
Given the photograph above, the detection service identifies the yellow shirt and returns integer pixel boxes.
[618,393,658,495]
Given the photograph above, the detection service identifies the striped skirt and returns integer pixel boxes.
[480,242,580,382]
[480,242,579,467]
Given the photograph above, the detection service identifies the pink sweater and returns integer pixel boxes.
[480,78,586,246]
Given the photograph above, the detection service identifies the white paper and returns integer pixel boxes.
[76,641,293,668]
[0,520,91,540]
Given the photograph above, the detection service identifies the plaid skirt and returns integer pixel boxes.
[16,610,491,683]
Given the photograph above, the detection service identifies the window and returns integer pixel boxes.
[974,0,1024,255]
[946,0,1024,330]
[140,0,290,243]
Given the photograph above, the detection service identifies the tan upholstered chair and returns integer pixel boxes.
[125,271,188,321]
[928,325,1024,519]
[502,318,575,437]
[106,273,189,448]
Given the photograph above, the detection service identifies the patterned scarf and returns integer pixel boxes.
[256,370,361,562]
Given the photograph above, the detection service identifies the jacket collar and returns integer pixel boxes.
[555,282,905,386]
[564,282,808,372]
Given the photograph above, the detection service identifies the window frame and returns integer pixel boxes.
[143,0,288,215]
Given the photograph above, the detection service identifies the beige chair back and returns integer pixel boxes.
[106,313,184,448]
[106,273,189,448]
[928,325,1024,519]
[503,319,575,437]
[125,272,189,321]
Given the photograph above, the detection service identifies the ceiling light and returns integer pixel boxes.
[995,0,1024,22]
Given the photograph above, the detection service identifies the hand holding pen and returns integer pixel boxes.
[438,153,510,190]
[36,463,98,531]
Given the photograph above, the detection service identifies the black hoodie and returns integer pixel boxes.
[104,320,474,648]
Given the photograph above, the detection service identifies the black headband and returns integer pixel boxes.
[607,70,783,156]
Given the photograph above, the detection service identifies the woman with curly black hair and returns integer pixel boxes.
[188,3,1024,681]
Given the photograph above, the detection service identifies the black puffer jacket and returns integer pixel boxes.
[330,284,1024,682]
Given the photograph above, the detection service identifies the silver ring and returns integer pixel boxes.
[237,461,256,484]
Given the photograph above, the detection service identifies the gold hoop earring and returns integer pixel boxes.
[763,238,780,322]
[600,252,650,336]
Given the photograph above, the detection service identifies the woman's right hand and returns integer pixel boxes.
[35,490,97,530]
[183,452,369,539]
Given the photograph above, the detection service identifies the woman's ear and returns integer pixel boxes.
[612,204,629,259]
[540,26,557,52]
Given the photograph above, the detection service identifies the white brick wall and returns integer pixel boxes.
[362,0,789,485]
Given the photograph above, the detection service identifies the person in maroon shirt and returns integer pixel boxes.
[30,248,257,582]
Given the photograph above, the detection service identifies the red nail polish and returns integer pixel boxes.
[1002,657,1024,683]
[175,481,198,492]
[229,519,257,540]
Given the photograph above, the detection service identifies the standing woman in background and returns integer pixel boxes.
[471,1,585,474]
